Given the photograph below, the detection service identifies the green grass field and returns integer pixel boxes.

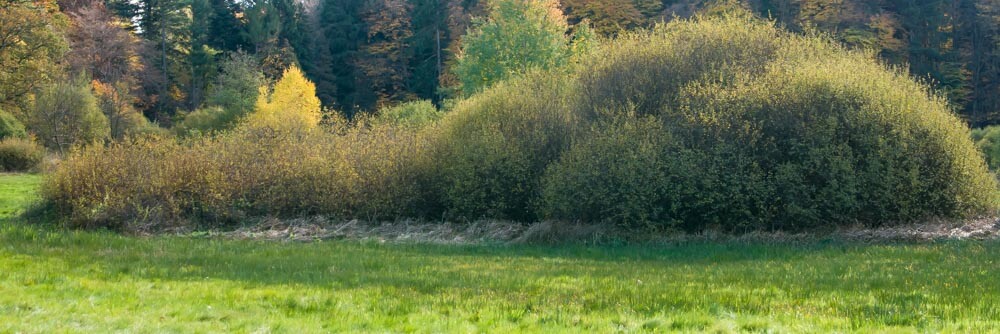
[1,174,998,332]
[0,173,42,218]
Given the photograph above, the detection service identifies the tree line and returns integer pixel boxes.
[1,0,998,130]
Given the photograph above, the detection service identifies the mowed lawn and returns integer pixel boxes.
[1,174,998,333]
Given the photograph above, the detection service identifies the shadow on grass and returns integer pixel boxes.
[2,220,991,287]
[3,219,999,329]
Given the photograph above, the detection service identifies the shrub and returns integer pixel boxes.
[373,100,443,129]
[539,115,777,231]
[666,52,997,228]
[550,14,997,229]
[0,109,27,140]
[175,106,231,136]
[45,123,437,229]
[0,138,45,172]
[44,14,998,232]
[334,123,441,219]
[540,116,675,228]
[576,14,780,120]
[432,71,582,221]
[973,126,1000,170]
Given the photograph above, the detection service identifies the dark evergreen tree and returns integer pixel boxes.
[314,0,368,114]
[408,0,449,103]
[207,0,247,51]
[359,0,415,106]
[299,2,340,108]
[189,0,217,109]
[136,0,192,123]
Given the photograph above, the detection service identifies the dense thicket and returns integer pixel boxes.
[46,16,998,231]
[47,123,436,228]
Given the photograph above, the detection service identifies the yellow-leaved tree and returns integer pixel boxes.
[246,66,322,130]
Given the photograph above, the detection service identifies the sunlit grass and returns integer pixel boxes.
[1,174,998,332]
[0,173,41,217]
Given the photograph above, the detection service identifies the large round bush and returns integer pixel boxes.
[539,15,997,230]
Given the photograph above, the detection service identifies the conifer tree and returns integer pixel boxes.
[359,0,415,106]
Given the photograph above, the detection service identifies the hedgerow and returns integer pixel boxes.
[45,14,998,232]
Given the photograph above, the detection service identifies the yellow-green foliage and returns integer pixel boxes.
[0,109,27,140]
[973,126,1000,171]
[46,123,435,229]
[577,14,779,119]
[174,106,227,136]
[30,75,110,152]
[453,0,573,96]
[540,14,997,230]
[246,66,322,131]
[0,137,45,172]
[335,121,440,219]
[45,15,998,231]
[676,51,995,227]
[432,71,581,221]
[373,100,443,129]
[540,116,677,228]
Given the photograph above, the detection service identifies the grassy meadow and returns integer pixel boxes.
[0,174,998,332]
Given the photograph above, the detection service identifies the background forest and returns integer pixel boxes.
[2,0,999,128]
[3,1,1000,331]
